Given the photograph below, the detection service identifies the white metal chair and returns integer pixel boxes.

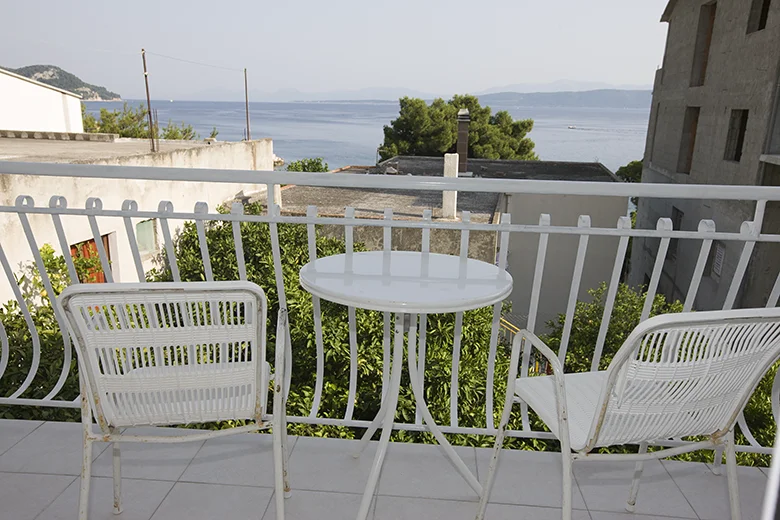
[60,281,289,520]
[477,307,780,520]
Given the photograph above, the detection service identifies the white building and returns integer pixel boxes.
[0,67,84,133]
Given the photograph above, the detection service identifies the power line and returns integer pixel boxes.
[145,51,243,72]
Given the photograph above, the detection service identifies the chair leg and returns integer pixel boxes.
[79,433,93,520]
[475,398,515,519]
[111,440,122,515]
[562,451,573,520]
[281,407,291,498]
[626,441,647,512]
[725,430,742,520]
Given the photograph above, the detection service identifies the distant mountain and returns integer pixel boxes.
[479,89,652,109]
[2,65,121,101]
[477,80,653,95]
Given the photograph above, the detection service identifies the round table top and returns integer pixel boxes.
[299,251,513,314]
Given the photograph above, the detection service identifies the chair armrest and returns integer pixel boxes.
[511,330,572,451]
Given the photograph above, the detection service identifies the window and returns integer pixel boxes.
[669,207,684,259]
[747,0,771,33]
[70,235,111,283]
[705,241,726,280]
[678,107,701,174]
[724,109,749,162]
[136,219,158,253]
[691,2,717,87]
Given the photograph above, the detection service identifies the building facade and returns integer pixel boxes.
[0,67,84,133]
[629,0,780,309]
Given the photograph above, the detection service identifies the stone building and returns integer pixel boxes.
[629,0,780,308]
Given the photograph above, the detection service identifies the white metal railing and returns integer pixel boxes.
[2,161,780,455]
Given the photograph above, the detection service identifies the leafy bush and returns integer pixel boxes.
[286,158,329,172]
[81,102,209,140]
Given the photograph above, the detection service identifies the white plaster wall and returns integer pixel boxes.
[0,72,84,133]
[0,139,274,302]
[504,192,628,332]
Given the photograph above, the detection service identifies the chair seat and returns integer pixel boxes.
[514,371,607,452]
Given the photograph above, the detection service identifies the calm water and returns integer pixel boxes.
[84,100,649,172]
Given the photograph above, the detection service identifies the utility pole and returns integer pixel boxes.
[141,49,156,152]
[244,68,251,140]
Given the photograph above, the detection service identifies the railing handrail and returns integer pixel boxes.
[3,160,780,200]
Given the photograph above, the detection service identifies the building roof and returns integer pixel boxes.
[661,0,677,22]
[0,67,82,99]
[0,136,212,163]
[280,185,500,223]
[376,156,618,182]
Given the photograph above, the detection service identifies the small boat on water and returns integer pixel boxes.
[567,125,577,129]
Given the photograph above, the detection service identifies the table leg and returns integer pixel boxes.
[355,312,405,520]
[407,313,483,496]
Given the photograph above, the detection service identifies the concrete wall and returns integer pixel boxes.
[504,193,627,331]
[630,0,780,309]
[0,71,83,133]
[0,139,273,302]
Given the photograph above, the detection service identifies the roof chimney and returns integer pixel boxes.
[456,108,470,173]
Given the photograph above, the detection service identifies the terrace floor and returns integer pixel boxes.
[0,419,769,520]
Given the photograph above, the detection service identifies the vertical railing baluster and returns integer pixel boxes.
[724,221,759,310]
[194,202,214,282]
[0,237,41,399]
[683,220,716,312]
[520,213,550,430]
[48,196,79,284]
[306,205,325,418]
[450,211,470,428]
[85,197,114,282]
[381,208,393,399]
[15,196,73,400]
[344,207,358,421]
[157,201,180,283]
[559,215,591,363]
[416,209,432,425]
[485,212,510,430]
[231,203,247,281]
[640,218,672,322]
[591,215,632,372]
[121,200,146,282]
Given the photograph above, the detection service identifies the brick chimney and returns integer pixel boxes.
[456,108,470,173]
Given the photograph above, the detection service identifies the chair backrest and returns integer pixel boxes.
[61,281,268,429]
[586,308,780,451]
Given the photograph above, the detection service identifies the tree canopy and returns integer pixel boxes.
[379,94,538,162]
[81,103,205,140]
[286,157,329,172]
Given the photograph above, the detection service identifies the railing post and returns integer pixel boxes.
[443,153,458,219]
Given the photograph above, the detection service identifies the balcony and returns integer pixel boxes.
[1,161,780,519]
[0,419,769,520]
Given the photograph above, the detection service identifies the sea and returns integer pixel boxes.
[83,100,650,173]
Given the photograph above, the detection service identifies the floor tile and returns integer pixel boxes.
[474,446,587,509]
[0,472,75,520]
[262,489,368,520]
[285,436,380,494]
[574,459,697,518]
[150,482,273,520]
[664,459,767,520]
[180,431,295,487]
[377,441,479,502]
[0,421,108,475]
[589,512,696,520]
[374,496,591,520]
[0,419,42,456]
[91,426,205,481]
[36,476,174,520]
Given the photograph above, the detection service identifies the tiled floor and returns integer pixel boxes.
[0,419,768,520]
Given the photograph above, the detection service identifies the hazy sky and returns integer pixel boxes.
[1,0,669,100]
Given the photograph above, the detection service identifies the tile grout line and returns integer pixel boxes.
[660,459,704,520]
[31,475,79,520]
[146,436,208,520]
[0,419,46,458]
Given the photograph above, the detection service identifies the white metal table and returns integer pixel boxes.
[299,250,513,520]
